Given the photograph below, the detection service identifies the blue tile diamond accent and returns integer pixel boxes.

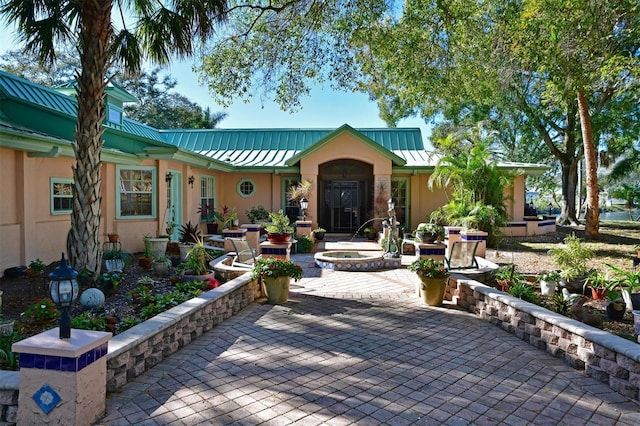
[33,384,61,414]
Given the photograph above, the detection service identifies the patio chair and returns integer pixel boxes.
[229,238,258,269]
[445,240,480,270]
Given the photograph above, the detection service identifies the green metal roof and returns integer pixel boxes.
[161,126,426,167]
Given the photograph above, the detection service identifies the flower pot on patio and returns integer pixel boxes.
[419,276,448,306]
[262,276,291,304]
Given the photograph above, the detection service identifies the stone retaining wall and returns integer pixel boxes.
[454,278,640,401]
[0,274,259,424]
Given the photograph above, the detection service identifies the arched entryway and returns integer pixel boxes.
[318,160,374,233]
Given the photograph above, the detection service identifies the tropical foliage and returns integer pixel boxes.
[428,128,510,244]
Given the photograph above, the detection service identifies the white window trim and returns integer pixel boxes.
[50,177,73,215]
[237,178,255,198]
[116,165,157,219]
[200,175,217,222]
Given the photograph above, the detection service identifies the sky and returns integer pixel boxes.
[0,22,433,146]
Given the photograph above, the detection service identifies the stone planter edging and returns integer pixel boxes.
[455,278,640,401]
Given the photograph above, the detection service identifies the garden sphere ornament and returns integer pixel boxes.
[49,253,79,339]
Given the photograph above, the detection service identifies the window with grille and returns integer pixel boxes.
[237,179,255,197]
[51,178,73,214]
[200,176,216,221]
[117,166,155,218]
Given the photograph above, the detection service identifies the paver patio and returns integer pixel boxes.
[97,254,640,425]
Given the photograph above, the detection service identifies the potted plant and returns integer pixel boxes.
[265,210,294,243]
[296,235,313,253]
[103,249,125,272]
[198,204,222,234]
[312,227,326,241]
[363,227,378,241]
[180,238,215,282]
[415,223,444,243]
[152,255,171,275]
[548,234,593,293]
[408,258,449,306]
[246,205,270,224]
[584,269,609,300]
[107,233,119,243]
[178,221,201,260]
[604,288,627,321]
[219,205,238,230]
[26,258,45,276]
[492,264,524,292]
[251,256,303,304]
[138,235,154,270]
[538,270,561,296]
[608,264,640,310]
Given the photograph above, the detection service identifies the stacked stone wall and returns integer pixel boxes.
[455,278,640,401]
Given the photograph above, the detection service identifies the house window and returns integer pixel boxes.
[200,176,216,221]
[391,178,409,229]
[117,166,155,218]
[107,104,123,125]
[282,177,300,223]
[237,179,255,197]
[51,178,73,214]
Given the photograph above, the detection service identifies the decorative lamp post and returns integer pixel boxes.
[547,202,553,216]
[49,253,79,339]
[300,197,309,221]
[385,198,400,258]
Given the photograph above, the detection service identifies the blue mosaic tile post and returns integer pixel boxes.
[13,328,111,425]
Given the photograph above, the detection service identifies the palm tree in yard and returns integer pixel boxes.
[0,0,228,274]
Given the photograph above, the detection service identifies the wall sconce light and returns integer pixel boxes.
[165,171,173,183]
[49,253,79,339]
[188,176,195,188]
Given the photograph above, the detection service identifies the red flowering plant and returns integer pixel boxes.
[250,257,303,281]
[23,298,59,323]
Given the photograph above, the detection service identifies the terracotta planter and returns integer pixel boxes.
[262,276,291,304]
[138,256,154,270]
[267,233,292,243]
[419,275,449,306]
[590,287,607,300]
[108,234,119,243]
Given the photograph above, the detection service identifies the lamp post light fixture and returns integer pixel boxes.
[165,171,173,183]
[188,175,195,188]
[49,253,79,339]
[300,197,309,221]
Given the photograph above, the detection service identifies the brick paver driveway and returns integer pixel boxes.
[98,254,640,425]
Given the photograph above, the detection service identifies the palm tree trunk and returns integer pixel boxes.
[69,0,113,273]
[577,90,599,240]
